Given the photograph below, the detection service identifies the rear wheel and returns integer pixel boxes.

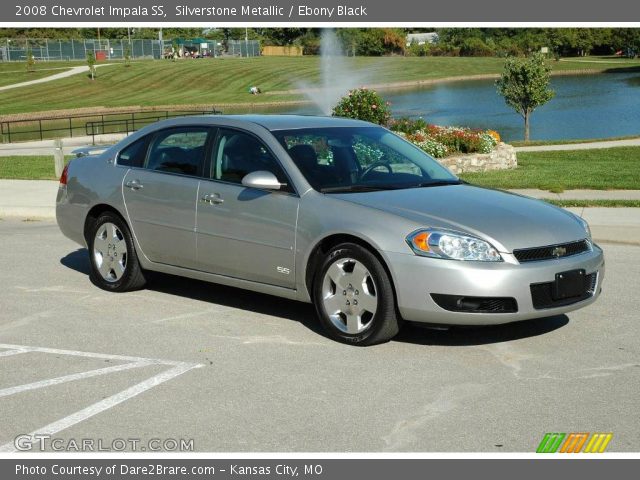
[313,243,401,345]
[88,212,146,292]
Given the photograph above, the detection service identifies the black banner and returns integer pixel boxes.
[4,0,640,23]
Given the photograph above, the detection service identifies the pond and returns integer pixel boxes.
[262,71,640,142]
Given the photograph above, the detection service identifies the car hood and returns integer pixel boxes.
[332,185,587,252]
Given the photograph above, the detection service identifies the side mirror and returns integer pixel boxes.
[241,170,283,191]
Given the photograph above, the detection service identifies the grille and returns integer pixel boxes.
[431,294,518,313]
[530,272,598,310]
[514,239,591,263]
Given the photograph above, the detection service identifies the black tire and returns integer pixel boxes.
[88,212,146,292]
[313,242,401,346]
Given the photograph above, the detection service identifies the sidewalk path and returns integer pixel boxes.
[0,64,116,92]
[0,134,126,156]
[509,189,640,201]
[515,138,640,152]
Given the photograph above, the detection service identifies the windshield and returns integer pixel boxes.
[273,126,459,193]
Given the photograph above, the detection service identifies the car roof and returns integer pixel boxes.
[184,114,375,131]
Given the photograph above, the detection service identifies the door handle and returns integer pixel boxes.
[125,179,143,190]
[201,193,224,205]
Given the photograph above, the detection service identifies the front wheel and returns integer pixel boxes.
[313,243,401,345]
[88,212,146,292]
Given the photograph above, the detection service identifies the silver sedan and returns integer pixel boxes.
[56,115,604,345]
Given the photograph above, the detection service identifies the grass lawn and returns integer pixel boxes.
[459,147,640,192]
[0,68,75,87]
[0,155,71,180]
[544,199,640,208]
[0,56,637,116]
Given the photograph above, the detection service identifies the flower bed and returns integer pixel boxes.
[389,118,501,158]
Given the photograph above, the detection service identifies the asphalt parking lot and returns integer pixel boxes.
[0,219,638,452]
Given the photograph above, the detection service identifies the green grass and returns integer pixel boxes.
[0,56,636,116]
[0,155,71,179]
[511,135,640,147]
[459,147,640,192]
[544,199,640,208]
[0,68,75,87]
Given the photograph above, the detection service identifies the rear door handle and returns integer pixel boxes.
[201,193,224,205]
[125,179,144,190]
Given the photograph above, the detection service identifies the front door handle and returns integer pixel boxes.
[201,193,224,205]
[125,179,144,190]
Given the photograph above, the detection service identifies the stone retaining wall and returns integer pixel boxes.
[438,142,517,174]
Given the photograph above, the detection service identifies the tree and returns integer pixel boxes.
[124,44,131,67]
[86,50,96,80]
[332,88,391,125]
[496,53,555,141]
[25,47,35,73]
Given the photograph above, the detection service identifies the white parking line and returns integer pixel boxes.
[0,349,28,357]
[0,343,203,453]
[0,360,152,398]
[0,343,186,365]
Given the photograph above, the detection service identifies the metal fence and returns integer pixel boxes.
[0,110,220,144]
[0,38,261,62]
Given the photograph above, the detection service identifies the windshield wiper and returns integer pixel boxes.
[320,184,399,193]
[409,180,463,188]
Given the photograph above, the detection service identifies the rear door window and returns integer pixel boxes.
[145,128,211,177]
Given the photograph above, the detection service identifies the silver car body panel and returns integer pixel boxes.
[56,115,605,326]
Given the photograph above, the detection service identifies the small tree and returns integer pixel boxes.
[124,44,131,67]
[25,47,35,73]
[496,53,554,141]
[332,88,391,126]
[86,50,96,80]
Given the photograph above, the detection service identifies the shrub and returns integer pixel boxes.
[390,122,499,158]
[332,88,391,126]
[388,117,428,134]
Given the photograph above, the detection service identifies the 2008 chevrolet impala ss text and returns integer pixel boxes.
[56,115,604,345]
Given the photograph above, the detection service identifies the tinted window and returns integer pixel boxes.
[146,128,210,177]
[274,126,458,192]
[117,137,148,167]
[211,129,289,188]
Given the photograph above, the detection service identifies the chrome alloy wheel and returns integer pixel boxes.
[321,257,378,334]
[93,222,128,282]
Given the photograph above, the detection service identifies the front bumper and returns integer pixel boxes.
[384,244,605,325]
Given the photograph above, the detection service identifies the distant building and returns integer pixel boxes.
[406,32,439,46]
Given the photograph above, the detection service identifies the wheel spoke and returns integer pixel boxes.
[113,259,126,280]
[323,294,343,314]
[326,262,347,288]
[108,223,119,241]
[93,235,108,254]
[345,314,362,334]
[98,259,112,279]
[357,292,377,316]
[350,262,369,286]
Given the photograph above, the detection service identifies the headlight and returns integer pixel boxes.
[406,229,502,262]
[575,215,592,241]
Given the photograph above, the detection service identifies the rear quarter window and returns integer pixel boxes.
[117,137,149,168]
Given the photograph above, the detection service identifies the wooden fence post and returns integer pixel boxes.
[53,139,64,178]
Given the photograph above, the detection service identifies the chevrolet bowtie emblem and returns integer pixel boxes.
[552,246,567,257]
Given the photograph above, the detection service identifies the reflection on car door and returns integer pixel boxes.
[122,127,212,269]
[196,128,298,289]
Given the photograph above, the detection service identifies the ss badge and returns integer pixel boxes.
[276,266,291,275]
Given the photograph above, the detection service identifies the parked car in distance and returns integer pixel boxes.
[56,115,604,345]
